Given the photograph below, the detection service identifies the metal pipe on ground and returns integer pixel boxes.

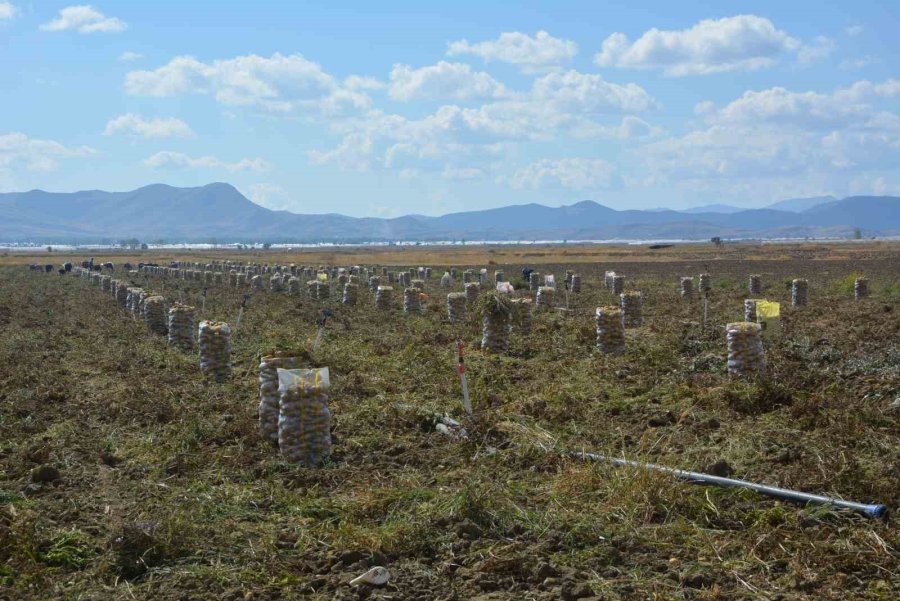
[571,451,886,519]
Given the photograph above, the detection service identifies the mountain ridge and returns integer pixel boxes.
[1,183,898,243]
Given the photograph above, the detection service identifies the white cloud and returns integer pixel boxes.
[595,15,806,76]
[125,53,371,116]
[0,2,18,20]
[119,51,143,62]
[344,75,384,91]
[797,36,835,64]
[845,25,864,36]
[509,158,618,190]
[309,69,656,175]
[103,114,194,139]
[0,132,96,172]
[700,78,900,130]
[40,5,127,34]
[441,166,485,180]
[447,30,577,73]
[839,56,875,71]
[143,151,269,172]
[641,125,817,180]
[531,70,657,114]
[638,78,900,190]
[389,62,508,101]
[247,183,293,210]
[571,115,661,139]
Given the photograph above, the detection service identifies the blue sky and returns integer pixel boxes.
[1,1,897,216]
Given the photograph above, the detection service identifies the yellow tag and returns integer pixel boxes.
[756,300,781,338]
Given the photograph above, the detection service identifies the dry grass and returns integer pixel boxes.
[1,244,898,600]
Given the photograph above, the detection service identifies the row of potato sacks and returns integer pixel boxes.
[258,357,332,466]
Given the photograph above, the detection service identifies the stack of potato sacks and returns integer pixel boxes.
[726,322,766,377]
[481,294,511,354]
[342,282,358,305]
[447,292,467,323]
[748,275,762,295]
[465,282,480,306]
[570,274,582,294]
[791,279,808,307]
[403,287,421,314]
[510,298,533,335]
[596,306,625,354]
[167,303,196,352]
[699,274,711,294]
[375,286,393,310]
[744,299,759,323]
[199,321,232,383]
[276,368,332,466]
[535,286,554,310]
[258,353,299,446]
[620,292,643,328]
[143,296,168,336]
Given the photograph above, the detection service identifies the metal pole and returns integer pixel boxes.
[572,451,886,518]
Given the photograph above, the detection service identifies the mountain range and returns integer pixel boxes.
[1,183,897,243]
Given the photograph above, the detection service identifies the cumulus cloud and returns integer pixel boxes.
[389,62,508,101]
[344,75,384,91]
[40,5,127,33]
[119,51,143,62]
[594,15,822,75]
[143,151,269,172]
[447,30,577,72]
[0,132,96,172]
[0,2,18,21]
[699,78,900,130]
[125,53,371,116]
[845,25,864,36]
[639,78,900,189]
[508,158,618,190]
[103,114,194,139]
[571,115,661,139]
[309,69,656,174]
[797,36,835,64]
[531,70,657,114]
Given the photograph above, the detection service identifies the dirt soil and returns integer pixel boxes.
[1,242,899,600]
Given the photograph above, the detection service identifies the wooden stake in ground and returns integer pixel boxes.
[456,341,472,416]
[234,293,250,335]
[313,309,332,352]
[703,291,709,328]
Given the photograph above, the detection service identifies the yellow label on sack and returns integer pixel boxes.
[756,300,781,338]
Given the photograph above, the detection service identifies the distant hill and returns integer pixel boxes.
[765,195,836,212]
[681,204,745,214]
[1,183,898,242]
